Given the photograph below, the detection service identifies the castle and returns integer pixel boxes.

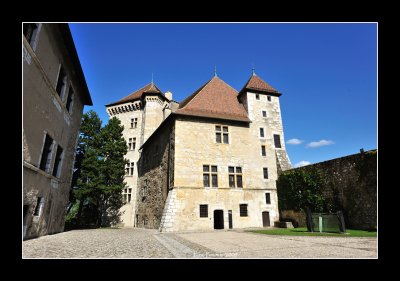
[106,71,291,231]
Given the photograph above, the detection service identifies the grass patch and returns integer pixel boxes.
[250,227,377,237]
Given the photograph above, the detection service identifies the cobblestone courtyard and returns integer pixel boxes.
[23,228,377,258]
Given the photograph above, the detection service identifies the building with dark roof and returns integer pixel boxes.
[106,71,291,231]
[23,23,92,239]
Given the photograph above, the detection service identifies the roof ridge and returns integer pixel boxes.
[216,76,238,94]
[179,77,214,109]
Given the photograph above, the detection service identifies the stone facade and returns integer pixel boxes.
[136,119,175,229]
[107,73,291,231]
[106,89,177,227]
[23,23,92,239]
[280,149,377,230]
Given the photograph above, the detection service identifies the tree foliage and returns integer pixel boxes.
[277,168,332,213]
[66,111,127,228]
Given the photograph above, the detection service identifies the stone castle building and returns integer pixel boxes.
[106,72,290,231]
[23,23,92,239]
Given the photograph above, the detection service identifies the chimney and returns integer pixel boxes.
[165,91,173,101]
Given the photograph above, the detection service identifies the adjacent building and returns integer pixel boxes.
[23,23,92,239]
[107,71,291,231]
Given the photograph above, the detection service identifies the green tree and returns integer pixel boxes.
[96,117,128,227]
[67,110,102,227]
[277,168,331,213]
[66,112,127,228]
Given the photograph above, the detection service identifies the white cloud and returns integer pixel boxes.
[307,139,334,148]
[287,138,303,145]
[294,161,311,168]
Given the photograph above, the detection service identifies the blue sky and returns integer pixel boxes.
[69,23,377,167]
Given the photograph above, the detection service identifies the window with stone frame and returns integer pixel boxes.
[203,165,218,187]
[65,85,74,113]
[267,96,272,102]
[122,187,132,203]
[128,138,136,151]
[262,110,267,118]
[263,167,269,179]
[55,65,68,100]
[228,166,243,188]
[260,128,265,138]
[125,162,134,176]
[265,193,271,204]
[261,145,266,157]
[239,204,248,217]
[52,145,63,177]
[142,179,148,197]
[39,133,54,173]
[215,125,229,144]
[23,23,38,46]
[199,204,208,218]
[256,94,260,100]
[273,134,282,148]
[131,118,138,128]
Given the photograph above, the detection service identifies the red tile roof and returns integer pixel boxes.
[106,83,162,106]
[241,74,279,94]
[176,76,250,122]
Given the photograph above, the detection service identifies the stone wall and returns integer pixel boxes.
[23,24,86,239]
[166,116,280,231]
[282,150,377,230]
[136,120,175,229]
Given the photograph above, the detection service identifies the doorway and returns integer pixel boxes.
[262,211,270,227]
[214,210,224,229]
[228,210,233,229]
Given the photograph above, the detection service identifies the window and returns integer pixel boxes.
[262,110,267,118]
[128,138,136,151]
[265,193,271,204]
[240,204,248,217]
[273,134,281,148]
[122,187,132,203]
[55,65,67,99]
[261,145,266,157]
[39,134,54,172]
[229,166,243,188]
[126,162,134,176]
[223,126,229,144]
[256,94,260,100]
[260,128,265,138]
[131,118,138,128]
[65,85,74,113]
[267,96,271,102]
[200,205,208,218]
[263,168,269,179]
[216,125,229,144]
[52,145,63,177]
[23,23,38,46]
[215,126,221,143]
[33,197,44,217]
[203,165,218,187]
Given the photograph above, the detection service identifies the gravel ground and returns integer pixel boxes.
[23,228,174,258]
[23,228,377,259]
[176,230,377,258]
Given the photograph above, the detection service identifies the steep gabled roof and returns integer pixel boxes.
[176,76,250,122]
[106,83,162,107]
[239,74,281,96]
